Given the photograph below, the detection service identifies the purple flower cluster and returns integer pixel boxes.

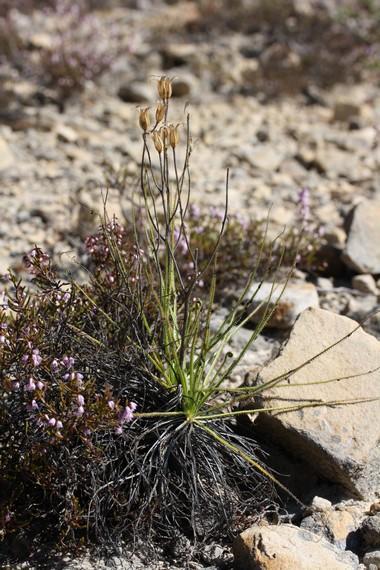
[75,394,85,417]
[23,247,50,275]
[297,187,311,225]
[115,402,137,435]
[85,221,143,286]
[21,345,42,368]
[40,0,119,93]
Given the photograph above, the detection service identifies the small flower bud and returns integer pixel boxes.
[138,107,151,132]
[152,131,163,153]
[155,101,166,123]
[157,76,172,100]
[169,124,180,149]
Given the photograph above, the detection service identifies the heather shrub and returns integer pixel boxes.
[0,243,150,553]
[0,0,119,101]
[39,0,119,97]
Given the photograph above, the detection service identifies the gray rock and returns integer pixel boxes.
[0,136,14,171]
[171,72,196,98]
[55,124,78,144]
[317,277,334,291]
[244,281,319,329]
[233,524,360,569]
[370,502,380,515]
[352,275,379,296]
[361,514,380,548]
[333,101,361,122]
[301,501,366,550]
[314,147,370,182]
[253,308,380,497]
[118,82,152,103]
[310,496,333,512]
[363,550,380,569]
[345,295,378,324]
[343,200,380,274]
[238,143,288,171]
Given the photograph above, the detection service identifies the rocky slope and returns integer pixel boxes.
[1,1,380,569]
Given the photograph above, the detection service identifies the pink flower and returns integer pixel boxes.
[115,425,123,435]
[190,204,201,218]
[25,377,36,392]
[107,400,115,410]
[75,372,84,386]
[51,359,59,371]
[75,406,85,417]
[119,402,137,424]
[56,420,63,430]
[298,187,310,222]
[48,418,56,427]
[27,399,39,411]
[77,394,85,406]
[62,355,75,369]
[32,349,42,367]
[36,381,44,390]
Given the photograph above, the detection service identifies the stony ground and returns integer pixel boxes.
[1,1,380,569]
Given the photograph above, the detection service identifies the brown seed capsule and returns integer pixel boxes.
[138,107,150,132]
[159,126,169,150]
[157,76,172,100]
[152,131,163,153]
[169,124,180,149]
[155,101,166,124]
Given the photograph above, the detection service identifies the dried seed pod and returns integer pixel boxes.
[157,76,172,100]
[169,124,180,149]
[159,126,169,150]
[138,107,151,132]
[152,131,163,153]
[155,102,166,124]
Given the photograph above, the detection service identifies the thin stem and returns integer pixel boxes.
[199,396,380,420]
[194,420,304,506]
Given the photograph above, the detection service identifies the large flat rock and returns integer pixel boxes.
[254,308,380,497]
[233,524,359,570]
